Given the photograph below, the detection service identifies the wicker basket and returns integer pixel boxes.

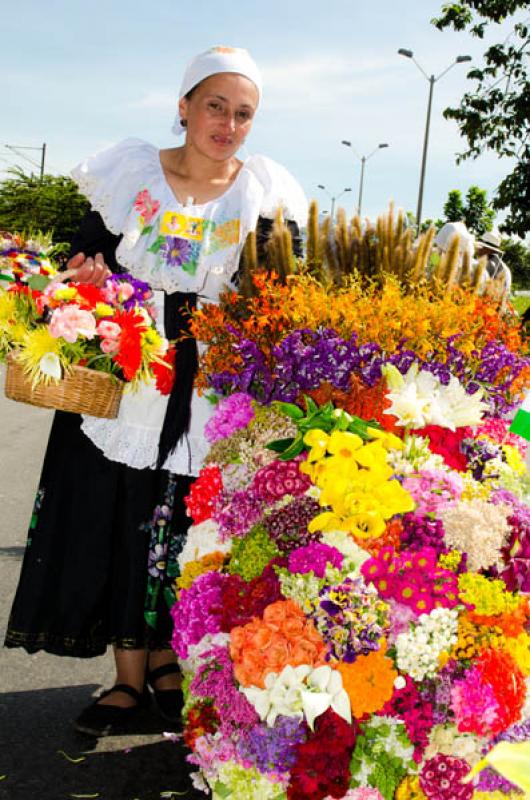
[4,353,123,418]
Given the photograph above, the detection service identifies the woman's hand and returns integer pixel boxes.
[63,252,111,286]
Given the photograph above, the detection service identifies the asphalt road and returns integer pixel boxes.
[0,370,202,800]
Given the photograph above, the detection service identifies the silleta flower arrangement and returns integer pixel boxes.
[169,268,530,800]
[0,235,172,393]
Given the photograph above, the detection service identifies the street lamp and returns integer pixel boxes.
[317,185,352,220]
[341,141,389,216]
[398,48,471,231]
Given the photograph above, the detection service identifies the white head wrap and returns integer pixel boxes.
[172,46,262,136]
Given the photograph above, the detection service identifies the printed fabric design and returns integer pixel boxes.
[27,488,45,548]
[141,476,184,629]
[132,188,241,279]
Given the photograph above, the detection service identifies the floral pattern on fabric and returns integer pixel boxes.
[142,476,184,629]
[132,190,241,279]
[27,488,45,548]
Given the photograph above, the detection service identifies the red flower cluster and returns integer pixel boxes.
[379,675,434,761]
[412,425,468,472]
[184,466,223,523]
[112,309,144,380]
[287,709,358,800]
[219,560,285,632]
[183,702,219,750]
[477,647,526,733]
[420,754,473,800]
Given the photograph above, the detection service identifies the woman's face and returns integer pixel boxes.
[179,72,258,161]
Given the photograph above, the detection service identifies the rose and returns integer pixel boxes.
[48,305,97,343]
[96,320,121,339]
[100,338,120,354]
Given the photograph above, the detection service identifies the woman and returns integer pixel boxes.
[5,46,307,736]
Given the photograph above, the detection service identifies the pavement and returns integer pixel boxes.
[0,370,202,800]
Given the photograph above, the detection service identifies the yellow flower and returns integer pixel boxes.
[326,430,363,458]
[502,444,525,475]
[51,286,77,301]
[347,510,386,539]
[94,302,114,317]
[303,429,329,462]
[17,328,64,386]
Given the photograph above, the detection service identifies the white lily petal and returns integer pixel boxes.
[301,690,332,731]
[308,665,332,692]
[327,669,344,696]
[330,690,352,724]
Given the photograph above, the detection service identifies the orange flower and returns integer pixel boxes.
[230,599,328,687]
[336,645,397,718]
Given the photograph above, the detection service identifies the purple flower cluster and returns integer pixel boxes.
[461,437,501,481]
[213,488,264,540]
[204,392,255,443]
[208,327,529,413]
[236,716,307,776]
[171,571,228,658]
[105,273,152,310]
[190,645,259,735]
[264,496,322,553]
[400,513,448,555]
[251,458,311,503]
[288,542,344,578]
[493,492,530,591]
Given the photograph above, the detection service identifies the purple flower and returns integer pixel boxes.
[170,571,228,658]
[204,392,255,443]
[213,487,264,540]
[161,236,193,267]
[288,542,343,577]
[236,716,307,776]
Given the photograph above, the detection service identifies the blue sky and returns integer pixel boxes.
[1,0,523,225]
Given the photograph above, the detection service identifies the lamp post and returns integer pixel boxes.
[398,48,471,232]
[317,185,352,220]
[341,141,389,216]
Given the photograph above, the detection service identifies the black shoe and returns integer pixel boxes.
[146,663,184,725]
[74,683,150,737]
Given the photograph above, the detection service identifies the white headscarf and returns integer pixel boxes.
[171,46,262,136]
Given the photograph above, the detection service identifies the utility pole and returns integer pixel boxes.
[4,143,47,179]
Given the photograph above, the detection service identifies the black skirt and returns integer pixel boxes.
[4,411,192,657]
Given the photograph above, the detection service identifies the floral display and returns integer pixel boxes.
[0,236,171,389]
[167,270,530,799]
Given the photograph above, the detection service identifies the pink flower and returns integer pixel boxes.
[133,188,160,224]
[100,338,120,354]
[117,283,135,302]
[48,305,97,343]
[96,320,121,339]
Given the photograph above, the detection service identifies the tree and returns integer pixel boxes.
[0,167,89,244]
[432,2,529,237]
[443,185,496,235]
[501,237,530,289]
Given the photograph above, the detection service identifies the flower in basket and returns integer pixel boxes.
[2,271,171,392]
[0,232,57,286]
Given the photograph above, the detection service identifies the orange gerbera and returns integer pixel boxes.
[336,644,397,719]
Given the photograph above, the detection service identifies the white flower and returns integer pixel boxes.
[39,353,62,379]
[321,529,370,573]
[177,518,230,573]
[396,608,459,681]
[242,664,351,730]
[382,363,487,431]
[178,632,230,676]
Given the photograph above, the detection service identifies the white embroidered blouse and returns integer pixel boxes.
[71,138,307,476]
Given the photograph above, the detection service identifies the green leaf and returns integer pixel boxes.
[27,274,51,291]
[303,395,318,415]
[147,235,166,254]
[277,437,305,460]
[213,782,232,799]
[266,437,295,453]
[274,401,305,420]
[140,224,154,236]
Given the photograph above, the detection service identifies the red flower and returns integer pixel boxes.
[152,345,176,395]
[288,710,358,800]
[184,466,224,523]
[183,703,219,749]
[411,425,468,472]
[73,282,105,308]
[112,310,145,380]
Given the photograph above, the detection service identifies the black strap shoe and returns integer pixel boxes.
[146,663,184,725]
[74,683,150,737]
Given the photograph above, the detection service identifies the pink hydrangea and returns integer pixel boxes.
[251,458,311,503]
[288,542,343,577]
[204,392,255,443]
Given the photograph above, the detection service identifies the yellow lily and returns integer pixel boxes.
[326,430,363,458]
[303,429,330,462]
[464,741,530,795]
